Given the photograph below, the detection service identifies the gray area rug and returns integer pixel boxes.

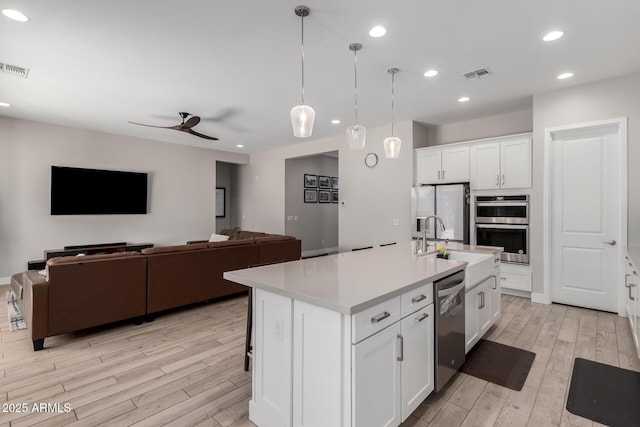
[6,291,27,331]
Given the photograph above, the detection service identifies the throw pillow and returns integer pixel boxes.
[209,233,230,242]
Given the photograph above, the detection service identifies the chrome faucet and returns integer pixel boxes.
[415,215,446,253]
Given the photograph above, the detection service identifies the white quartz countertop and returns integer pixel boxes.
[224,242,468,314]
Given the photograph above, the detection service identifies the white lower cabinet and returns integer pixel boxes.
[252,284,436,427]
[624,251,640,358]
[465,276,494,354]
[353,322,402,427]
[353,303,435,426]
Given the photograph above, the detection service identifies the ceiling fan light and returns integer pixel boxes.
[346,124,366,150]
[290,104,315,138]
[384,136,401,159]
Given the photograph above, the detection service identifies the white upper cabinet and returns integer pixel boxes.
[416,145,469,185]
[470,135,532,190]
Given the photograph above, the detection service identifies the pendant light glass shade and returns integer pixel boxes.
[291,6,314,138]
[290,104,315,138]
[384,68,401,159]
[346,43,366,150]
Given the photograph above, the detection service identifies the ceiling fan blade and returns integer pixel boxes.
[128,121,181,130]
[183,128,219,141]
[182,116,201,129]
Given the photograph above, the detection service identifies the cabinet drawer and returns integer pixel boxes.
[400,283,433,317]
[500,270,531,292]
[352,296,401,344]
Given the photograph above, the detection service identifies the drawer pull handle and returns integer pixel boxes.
[371,311,391,323]
[626,274,632,288]
[411,294,427,303]
[416,312,430,322]
[630,284,636,302]
[397,334,404,361]
[501,277,507,280]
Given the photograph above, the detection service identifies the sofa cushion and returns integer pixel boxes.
[254,235,297,244]
[209,233,230,242]
[142,243,208,255]
[47,251,142,266]
[207,239,255,249]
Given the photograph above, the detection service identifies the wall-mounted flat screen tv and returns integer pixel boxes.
[51,166,148,215]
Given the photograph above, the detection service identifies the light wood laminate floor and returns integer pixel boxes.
[1,289,638,426]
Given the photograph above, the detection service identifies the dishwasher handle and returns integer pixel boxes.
[437,282,465,298]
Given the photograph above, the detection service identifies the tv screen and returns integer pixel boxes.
[51,166,148,215]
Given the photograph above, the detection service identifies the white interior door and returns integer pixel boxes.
[549,123,623,312]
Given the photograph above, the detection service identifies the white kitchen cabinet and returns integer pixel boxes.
[624,250,640,358]
[416,144,469,184]
[491,265,501,323]
[465,276,493,354]
[353,322,402,427]
[469,135,531,190]
[400,304,434,421]
[354,300,434,425]
[500,263,532,293]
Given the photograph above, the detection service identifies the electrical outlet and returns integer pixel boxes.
[287,215,293,221]
[294,215,299,221]
[274,319,283,342]
[392,218,400,226]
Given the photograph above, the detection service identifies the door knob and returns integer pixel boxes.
[602,240,617,246]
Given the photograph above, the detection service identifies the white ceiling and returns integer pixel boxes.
[1,0,639,154]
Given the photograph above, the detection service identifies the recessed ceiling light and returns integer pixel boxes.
[423,69,438,78]
[557,72,574,80]
[2,9,29,22]
[331,119,341,124]
[458,96,470,103]
[0,102,10,107]
[236,144,244,148]
[369,26,387,38]
[543,30,564,42]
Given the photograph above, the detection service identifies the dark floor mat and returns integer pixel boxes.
[460,339,535,391]
[567,358,640,427]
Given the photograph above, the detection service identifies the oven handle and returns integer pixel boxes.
[476,202,528,207]
[476,224,529,230]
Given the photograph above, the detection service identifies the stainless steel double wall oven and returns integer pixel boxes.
[475,195,529,264]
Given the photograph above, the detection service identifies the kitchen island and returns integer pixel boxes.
[224,242,469,427]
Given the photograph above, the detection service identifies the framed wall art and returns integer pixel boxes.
[319,190,331,203]
[304,189,318,203]
[304,174,318,188]
[318,175,331,189]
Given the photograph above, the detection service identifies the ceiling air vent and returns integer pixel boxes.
[463,67,492,80]
[1,62,30,78]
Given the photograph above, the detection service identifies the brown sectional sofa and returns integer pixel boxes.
[15,231,301,351]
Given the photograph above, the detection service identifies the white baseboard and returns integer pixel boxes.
[501,288,531,299]
[0,276,9,286]
[531,292,551,305]
[302,247,339,258]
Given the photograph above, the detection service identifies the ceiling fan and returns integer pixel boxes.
[128,112,219,140]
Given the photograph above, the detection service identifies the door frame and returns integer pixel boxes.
[542,117,627,315]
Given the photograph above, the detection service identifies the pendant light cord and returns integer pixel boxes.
[300,13,305,105]
[390,71,395,136]
[354,49,359,125]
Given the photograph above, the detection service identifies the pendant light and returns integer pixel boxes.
[346,43,366,150]
[290,5,315,138]
[383,68,401,158]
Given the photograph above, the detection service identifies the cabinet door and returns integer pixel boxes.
[416,150,442,184]
[491,269,501,322]
[353,322,402,427]
[634,271,640,357]
[470,142,500,190]
[465,288,479,354]
[478,279,492,336]
[441,145,470,183]
[400,304,434,422]
[501,138,531,189]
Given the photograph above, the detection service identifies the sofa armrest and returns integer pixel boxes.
[23,271,49,341]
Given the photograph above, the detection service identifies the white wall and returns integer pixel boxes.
[427,108,534,146]
[0,117,248,279]
[238,121,424,251]
[531,71,640,295]
[285,154,338,253]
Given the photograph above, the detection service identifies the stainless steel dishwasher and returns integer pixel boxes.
[434,270,466,392]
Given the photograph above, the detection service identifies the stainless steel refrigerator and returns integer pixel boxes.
[410,183,470,243]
